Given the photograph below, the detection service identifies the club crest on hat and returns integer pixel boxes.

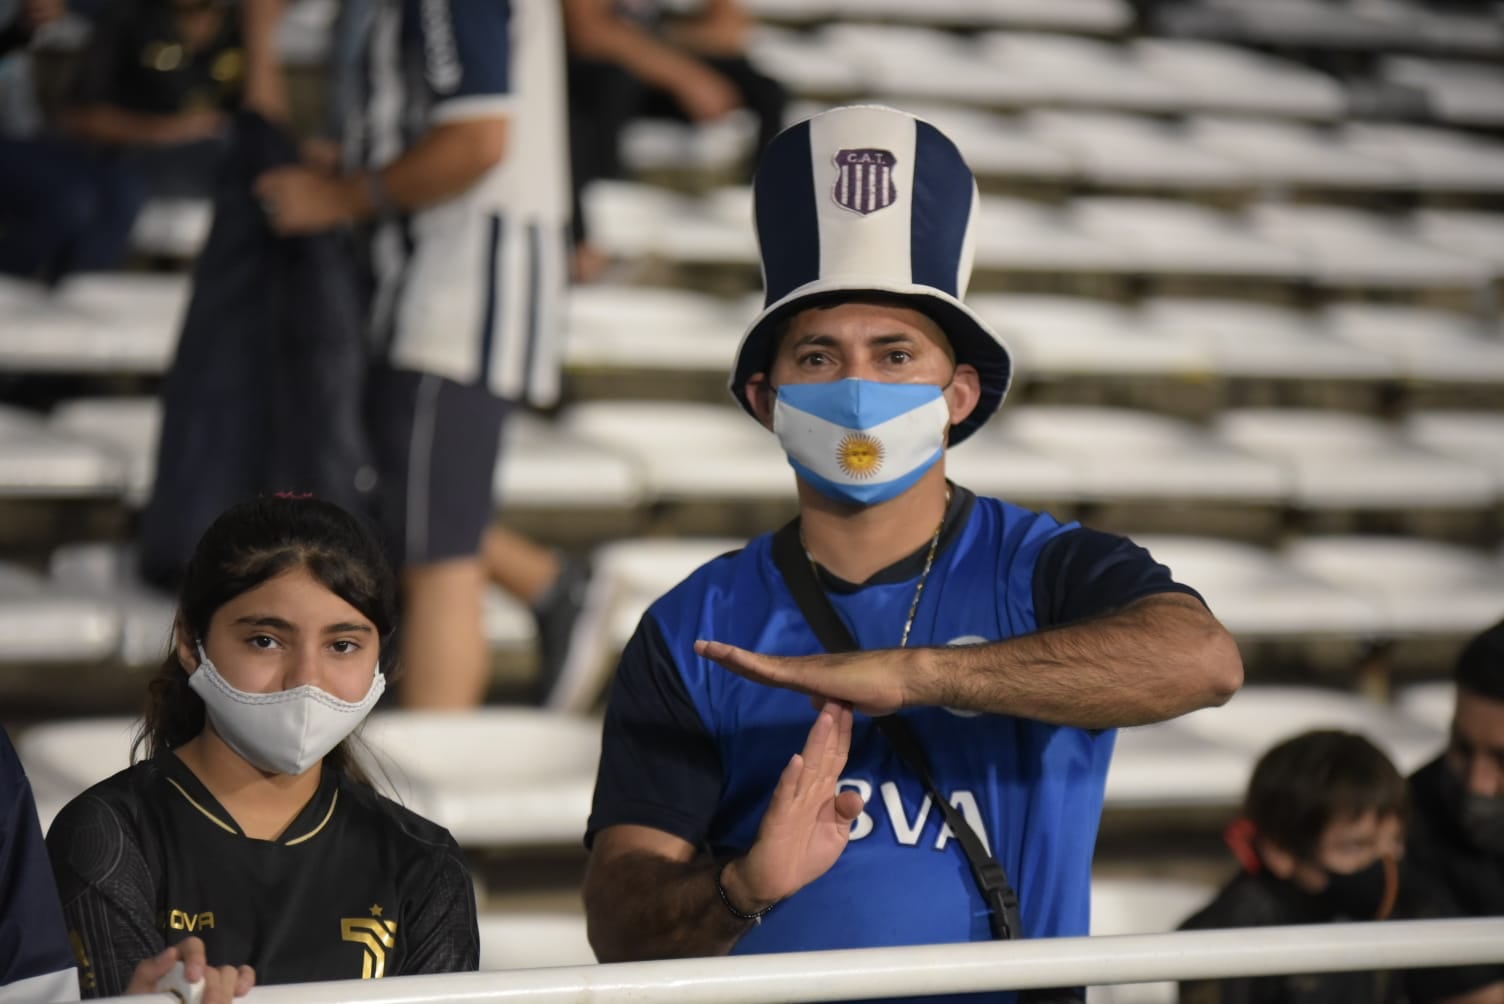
[835,432,885,478]
[833,148,898,215]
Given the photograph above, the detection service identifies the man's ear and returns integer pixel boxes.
[745,373,776,432]
[174,618,199,676]
[1256,836,1297,879]
[944,363,982,429]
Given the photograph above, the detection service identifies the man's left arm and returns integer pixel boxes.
[697,527,1242,729]
[257,0,513,233]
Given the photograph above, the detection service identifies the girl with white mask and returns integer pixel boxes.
[45,496,478,1004]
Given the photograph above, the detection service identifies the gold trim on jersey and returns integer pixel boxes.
[165,778,238,835]
[341,910,398,979]
[285,790,339,846]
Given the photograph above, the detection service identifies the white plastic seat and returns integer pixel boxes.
[1139,299,1395,382]
[1284,536,1504,637]
[0,274,185,375]
[561,402,790,501]
[500,412,648,512]
[1383,57,1504,129]
[620,112,757,174]
[998,406,1287,503]
[1396,681,1456,735]
[1250,205,1492,290]
[883,104,1076,182]
[745,26,863,95]
[129,198,213,259]
[0,404,124,498]
[580,181,689,261]
[1070,198,1306,279]
[1321,304,1504,386]
[1185,117,1407,191]
[17,717,138,833]
[1175,685,1444,773]
[0,562,120,667]
[1340,124,1504,194]
[1088,877,1219,1004]
[1403,411,1504,488]
[1413,209,1504,272]
[943,432,1085,504]
[1131,38,1345,120]
[49,543,176,667]
[1193,0,1410,50]
[1128,535,1382,638]
[1213,409,1496,511]
[970,295,1209,379]
[1023,111,1247,190]
[49,397,161,508]
[565,285,742,374]
[358,709,601,847]
[820,25,1026,107]
[592,537,747,646]
[1105,720,1252,808]
[972,198,1138,274]
[974,33,1185,112]
[477,913,594,970]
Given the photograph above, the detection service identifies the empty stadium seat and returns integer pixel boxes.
[1070,198,1305,279]
[129,198,213,260]
[48,542,175,667]
[1185,117,1408,191]
[971,295,1209,380]
[1413,209,1504,274]
[19,717,139,832]
[1130,38,1345,120]
[1175,685,1444,773]
[1403,412,1504,488]
[620,112,759,176]
[496,412,647,514]
[1212,409,1496,511]
[0,404,124,499]
[0,274,184,376]
[0,562,120,669]
[1321,304,1504,387]
[1396,681,1456,735]
[1381,57,1504,129]
[50,397,161,507]
[1105,721,1251,808]
[1284,537,1504,636]
[972,198,1138,275]
[1023,111,1248,190]
[595,536,748,646]
[974,33,1186,112]
[1339,124,1504,194]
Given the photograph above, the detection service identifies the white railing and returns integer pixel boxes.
[97,918,1504,1003]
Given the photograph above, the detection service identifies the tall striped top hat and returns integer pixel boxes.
[730,104,1013,446]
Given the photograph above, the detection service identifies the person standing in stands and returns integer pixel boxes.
[1,726,78,1003]
[1404,619,1504,1004]
[1178,729,1494,1004]
[254,0,610,712]
[46,496,478,1000]
[562,0,785,281]
[582,105,1242,1003]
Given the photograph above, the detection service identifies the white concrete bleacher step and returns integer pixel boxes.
[0,403,126,499]
[1129,37,1346,120]
[1340,124,1504,195]
[0,274,185,376]
[972,295,1208,381]
[1184,117,1409,192]
[1128,536,1382,640]
[593,536,749,648]
[620,112,758,175]
[50,397,161,508]
[1412,209,1504,275]
[1396,682,1455,736]
[564,285,743,375]
[1284,536,1504,638]
[821,25,1024,108]
[1138,299,1395,383]
[1403,411,1504,489]
[1381,57,1504,129]
[972,32,1186,113]
[997,406,1287,504]
[972,198,1138,275]
[1022,111,1248,191]
[129,198,213,260]
[1322,304,1504,388]
[1069,198,1306,280]
[746,25,864,97]
[1212,409,1497,511]
[1249,204,1495,292]
[0,562,120,668]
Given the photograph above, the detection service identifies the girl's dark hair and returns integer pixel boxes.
[1244,729,1407,860]
[132,495,397,786]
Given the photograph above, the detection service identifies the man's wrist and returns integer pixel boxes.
[717,859,778,923]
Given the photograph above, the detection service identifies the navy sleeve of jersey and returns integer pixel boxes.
[420,0,511,122]
[1,729,79,1000]
[46,793,164,999]
[586,614,722,849]
[1032,527,1204,629]
[396,832,479,975]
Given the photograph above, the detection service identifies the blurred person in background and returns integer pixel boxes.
[1,725,78,1003]
[1179,729,1493,1004]
[1403,618,1504,1004]
[254,0,608,712]
[46,496,478,1000]
[562,0,785,281]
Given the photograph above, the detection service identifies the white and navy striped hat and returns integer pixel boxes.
[730,104,1013,446]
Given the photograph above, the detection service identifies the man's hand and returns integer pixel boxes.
[125,937,255,1004]
[720,700,865,912]
[695,640,923,717]
[670,62,742,122]
[254,166,359,234]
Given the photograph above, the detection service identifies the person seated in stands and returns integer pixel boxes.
[45,495,478,1001]
[1404,619,1504,1004]
[562,0,785,281]
[1179,729,1496,1004]
[1,725,79,1002]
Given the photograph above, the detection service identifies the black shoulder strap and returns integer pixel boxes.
[770,520,1024,942]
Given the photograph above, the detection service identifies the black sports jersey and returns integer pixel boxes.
[45,752,477,997]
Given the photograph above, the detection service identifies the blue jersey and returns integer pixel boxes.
[2,727,78,1003]
[589,488,1200,1001]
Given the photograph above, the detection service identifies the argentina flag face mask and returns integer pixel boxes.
[773,378,950,506]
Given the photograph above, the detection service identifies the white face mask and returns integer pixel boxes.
[187,645,384,776]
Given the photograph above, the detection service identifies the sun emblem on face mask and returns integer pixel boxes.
[836,433,885,478]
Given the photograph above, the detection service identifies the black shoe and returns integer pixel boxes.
[533,558,618,712]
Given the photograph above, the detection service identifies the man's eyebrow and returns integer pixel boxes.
[789,331,919,348]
